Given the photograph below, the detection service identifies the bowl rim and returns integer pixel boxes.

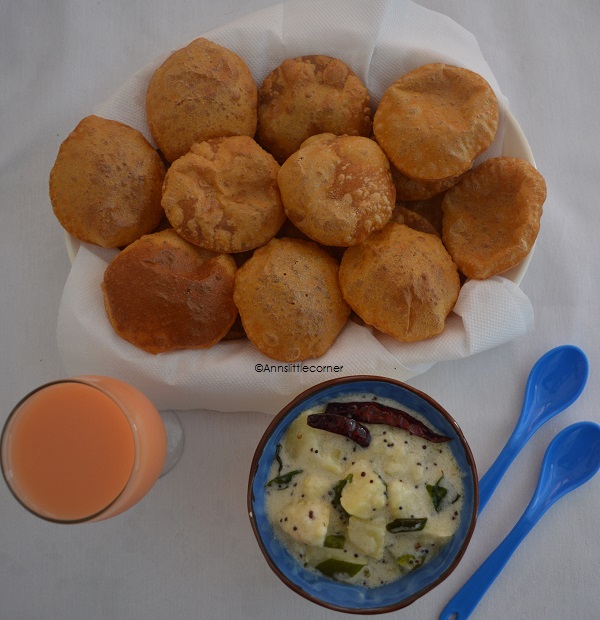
[247,374,479,614]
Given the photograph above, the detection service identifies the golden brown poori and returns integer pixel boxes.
[442,157,546,279]
[257,55,372,163]
[161,136,286,253]
[102,229,238,354]
[233,237,350,362]
[339,223,460,342]
[50,41,545,364]
[146,38,258,163]
[277,134,396,246]
[50,115,165,248]
[373,63,498,180]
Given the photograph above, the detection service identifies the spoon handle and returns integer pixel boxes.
[477,430,526,515]
[439,510,538,620]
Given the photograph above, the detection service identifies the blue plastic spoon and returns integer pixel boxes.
[440,420,600,620]
[478,345,588,514]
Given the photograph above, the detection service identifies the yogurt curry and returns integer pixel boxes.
[265,394,465,587]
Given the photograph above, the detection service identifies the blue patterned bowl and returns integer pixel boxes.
[248,375,479,614]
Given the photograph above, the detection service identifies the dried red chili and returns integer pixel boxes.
[324,401,452,443]
[307,413,371,447]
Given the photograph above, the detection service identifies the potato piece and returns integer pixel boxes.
[387,480,432,519]
[279,498,331,547]
[284,412,345,474]
[347,517,386,559]
[423,515,456,540]
[302,473,332,498]
[340,461,386,519]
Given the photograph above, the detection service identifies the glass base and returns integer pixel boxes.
[159,410,184,476]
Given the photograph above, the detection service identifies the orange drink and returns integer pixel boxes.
[1,376,168,523]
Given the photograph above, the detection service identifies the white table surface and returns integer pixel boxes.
[1,1,599,618]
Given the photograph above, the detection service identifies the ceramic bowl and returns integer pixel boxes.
[247,375,479,614]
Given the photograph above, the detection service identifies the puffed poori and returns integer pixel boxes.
[442,157,546,279]
[339,222,460,342]
[161,136,286,253]
[374,63,498,180]
[51,38,545,364]
[102,229,238,354]
[233,237,350,362]
[50,115,165,248]
[277,134,396,246]
[257,55,372,163]
[146,38,258,163]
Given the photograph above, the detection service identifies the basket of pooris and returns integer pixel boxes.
[51,26,545,369]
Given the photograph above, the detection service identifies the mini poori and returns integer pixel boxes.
[50,115,165,248]
[50,39,545,361]
[257,55,372,163]
[373,63,498,181]
[278,134,396,246]
[339,223,460,342]
[146,37,258,163]
[161,136,286,253]
[233,237,350,362]
[102,229,238,354]
[442,157,546,279]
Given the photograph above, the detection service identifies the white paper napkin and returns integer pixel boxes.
[56,0,534,415]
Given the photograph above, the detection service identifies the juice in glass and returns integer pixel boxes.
[1,375,168,523]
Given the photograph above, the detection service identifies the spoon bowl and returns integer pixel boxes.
[519,345,589,437]
[530,420,600,514]
[478,345,588,513]
[440,421,600,620]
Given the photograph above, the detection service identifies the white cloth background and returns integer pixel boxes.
[1,1,599,619]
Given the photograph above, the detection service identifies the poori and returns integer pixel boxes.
[50,41,544,364]
[277,134,396,246]
[257,55,372,163]
[50,115,165,248]
[102,229,238,354]
[339,222,460,342]
[146,37,258,163]
[233,237,350,362]
[373,63,498,180]
[161,136,286,253]
[442,157,546,279]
